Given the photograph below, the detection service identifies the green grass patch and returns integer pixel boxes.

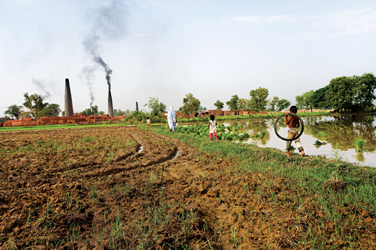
[150,125,376,214]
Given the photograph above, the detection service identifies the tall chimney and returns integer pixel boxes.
[65,78,74,117]
[136,102,139,111]
[108,91,114,117]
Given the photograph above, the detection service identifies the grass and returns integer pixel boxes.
[153,125,376,209]
[150,124,376,247]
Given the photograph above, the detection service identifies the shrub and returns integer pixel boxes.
[316,131,328,138]
[355,139,365,152]
[151,116,163,123]
[314,140,323,145]
[260,130,267,138]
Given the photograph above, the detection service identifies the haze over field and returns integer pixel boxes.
[1,0,376,115]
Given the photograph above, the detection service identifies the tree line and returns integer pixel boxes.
[5,73,375,119]
[296,73,376,112]
[176,87,290,115]
[4,93,128,119]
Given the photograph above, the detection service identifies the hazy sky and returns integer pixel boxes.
[1,0,376,116]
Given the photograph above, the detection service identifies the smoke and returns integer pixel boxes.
[82,66,95,108]
[31,78,51,99]
[82,0,127,102]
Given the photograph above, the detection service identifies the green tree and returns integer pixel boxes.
[269,96,279,111]
[214,100,224,110]
[249,87,269,112]
[295,90,314,112]
[198,105,207,111]
[114,109,127,116]
[82,105,99,116]
[144,97,167,117]
[311,85,331,109]
[39,104,61,117]
[352,73,376,111]
[238,98,250,110]
[179,93,201,115]
[4,105,23,119]
[226,95,239,110]
[326,77,354,112]
[277,99,291,111]
[23,93,49,118]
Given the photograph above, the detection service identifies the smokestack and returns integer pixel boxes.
[136,102,139,111]
[65,78,74,117]
[108,91,114,117]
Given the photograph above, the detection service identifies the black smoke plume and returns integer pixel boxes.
[31,78,51,99]
[82,0,127,103]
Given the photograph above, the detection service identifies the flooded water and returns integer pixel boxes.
[180,114,376,167]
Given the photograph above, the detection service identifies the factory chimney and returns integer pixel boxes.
[136,102,139,111]
[64,78,74,117]
[108,91,114,117]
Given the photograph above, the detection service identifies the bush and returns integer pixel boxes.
[316,131,328,138]
[314,140,323,145]
[260,130,267,138]
[151,116,163,123]
[355,139,365,152]
[124,110,148,124]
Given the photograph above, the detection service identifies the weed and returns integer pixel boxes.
[87,186,98,202]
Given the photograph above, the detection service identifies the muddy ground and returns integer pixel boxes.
[0,126,375,249]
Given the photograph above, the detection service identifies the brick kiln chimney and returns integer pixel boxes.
[108,91,114,117]
[136,102,139,111]
[65,78,74,117]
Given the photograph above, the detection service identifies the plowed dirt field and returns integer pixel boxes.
[1,126,375,249]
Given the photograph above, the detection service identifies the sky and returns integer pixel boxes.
[1,0,376,116]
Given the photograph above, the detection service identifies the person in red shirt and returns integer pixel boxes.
[285,106,305,157]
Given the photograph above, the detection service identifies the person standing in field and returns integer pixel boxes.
[285,106,305,156]
[146,117,151,128]
[207,115,218,143]
[167,106,176,132]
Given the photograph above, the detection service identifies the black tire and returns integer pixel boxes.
[274,113,304,141]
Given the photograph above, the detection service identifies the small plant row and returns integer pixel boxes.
[177,111,331,122]
[173,124,252,141]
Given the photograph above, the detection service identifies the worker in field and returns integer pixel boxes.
[285,106,305,157]
[207,115,218,143]
[167,106,176,132]
[146,117,151,128]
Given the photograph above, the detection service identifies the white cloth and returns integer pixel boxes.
[209,120,217,133]
[167,106,176,131]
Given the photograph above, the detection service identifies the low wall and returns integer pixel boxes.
[2,114,126,128]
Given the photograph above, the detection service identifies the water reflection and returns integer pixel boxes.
[178,114,376,166]
[303,115,376,152]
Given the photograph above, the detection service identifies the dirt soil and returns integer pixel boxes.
[1,127,376,249]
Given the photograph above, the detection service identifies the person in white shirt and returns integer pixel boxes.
[146,117,151,128]
[207,115,218,143]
